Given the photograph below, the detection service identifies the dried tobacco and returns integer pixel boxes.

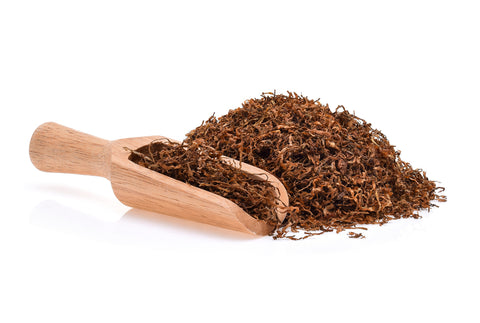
[186,92,446,239]
[128,140,279,226]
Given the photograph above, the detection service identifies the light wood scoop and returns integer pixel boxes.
[29,122,289,235]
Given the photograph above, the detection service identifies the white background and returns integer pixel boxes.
[1,1,479,322]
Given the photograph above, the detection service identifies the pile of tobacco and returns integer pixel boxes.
[131,92,446,239]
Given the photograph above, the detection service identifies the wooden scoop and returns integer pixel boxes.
[29,122,288,235]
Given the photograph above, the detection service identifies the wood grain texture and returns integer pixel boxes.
[29,122,110,178]
[29,123,289,235]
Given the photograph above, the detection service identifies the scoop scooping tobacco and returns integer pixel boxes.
[29,122,289,235]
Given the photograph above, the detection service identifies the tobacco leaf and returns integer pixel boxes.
[185,92,446,239]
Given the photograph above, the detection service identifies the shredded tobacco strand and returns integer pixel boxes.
[185,92,446,239]
[348,232,366,239]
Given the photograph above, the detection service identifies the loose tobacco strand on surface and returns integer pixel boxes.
[348,232,366,239]
[186,92,446,239]
[128,140,279,226]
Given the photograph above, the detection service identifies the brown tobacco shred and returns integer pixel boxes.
[348,232,365,239]
[186,92,446,239]
[128,140,279,226]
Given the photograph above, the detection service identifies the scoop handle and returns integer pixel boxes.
[29,122,110,178]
